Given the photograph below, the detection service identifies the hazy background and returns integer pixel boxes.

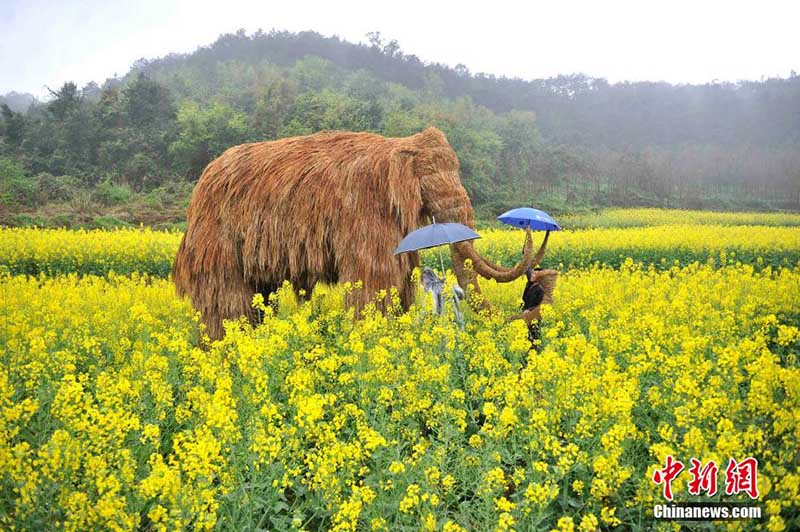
[1,0,799,228]
[2,0,799,96]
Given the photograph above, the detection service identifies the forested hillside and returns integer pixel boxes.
[1,29,799,228]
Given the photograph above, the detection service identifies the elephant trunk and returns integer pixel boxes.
[472,229,549,279]
[451,228,538,284]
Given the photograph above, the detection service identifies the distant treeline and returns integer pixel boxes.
[1,29,798,228]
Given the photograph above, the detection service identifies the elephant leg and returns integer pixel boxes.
[399,271,415,311]
[175,224,261,341]
[339,260,404,316]
[293,285,311,302]
[200,272,258,341]
[188,248,257,341]
[253,280,278,324]
[336,223,412,316]
[340,270,381,316]
[291,271,314,302]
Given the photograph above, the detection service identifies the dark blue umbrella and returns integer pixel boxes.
[394,222,480,254]
[497,207,561,231]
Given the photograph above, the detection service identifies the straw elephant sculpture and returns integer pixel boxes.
[173,127,547,340]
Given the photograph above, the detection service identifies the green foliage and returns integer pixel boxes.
[10,213,46,227]
[289,56,342,92]
[46,82,82,121]
[253,78,298,138]
[0,157,35,206]
[169,101,250,177]
[281,89,381,136]
[1,104,25,146]
[92,180,133,206]
[123,153,159,190]
[90,215,133,229]
[32,173,79,203]
[123,72,175,128]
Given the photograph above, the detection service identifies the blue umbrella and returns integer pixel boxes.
[497,207,561,231]
[394,222,480,254]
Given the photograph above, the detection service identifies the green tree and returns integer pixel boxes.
[0,156,34,205]
[253,78,298,139]
[290,56,341,92]
[46,82,82,121]
[494,111,542,185]
[123,73,176,128]
[169,101,250,177]
[282,89,381,135]
[0,104,25,148]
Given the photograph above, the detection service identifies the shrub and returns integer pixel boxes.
[0,157,35,206]
[92,179,133,206]
[33,173,80,203]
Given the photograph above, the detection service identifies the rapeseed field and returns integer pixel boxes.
[1,210,798,531]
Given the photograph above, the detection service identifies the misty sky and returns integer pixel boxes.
[2,0,799,97]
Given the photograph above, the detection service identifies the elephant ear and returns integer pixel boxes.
[387,147,423,233]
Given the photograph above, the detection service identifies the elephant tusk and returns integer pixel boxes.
[452,229,534,283]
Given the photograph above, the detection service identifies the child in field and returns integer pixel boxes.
[421,267,466,325]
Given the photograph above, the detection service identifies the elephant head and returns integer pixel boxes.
[396,127,548,308]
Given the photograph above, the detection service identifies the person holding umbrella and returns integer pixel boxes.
[498,208,561,351]
[394,218,481,326]
[519,263,558,349]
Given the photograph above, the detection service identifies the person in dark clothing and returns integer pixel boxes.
[522,267,546,343]
[515,266,558,350]
[506,229,557,351]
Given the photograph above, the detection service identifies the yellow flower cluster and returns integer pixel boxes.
[1,221,799,530]
[0,226,182,276]
[559,207,800,229]
[473,223,800,270]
